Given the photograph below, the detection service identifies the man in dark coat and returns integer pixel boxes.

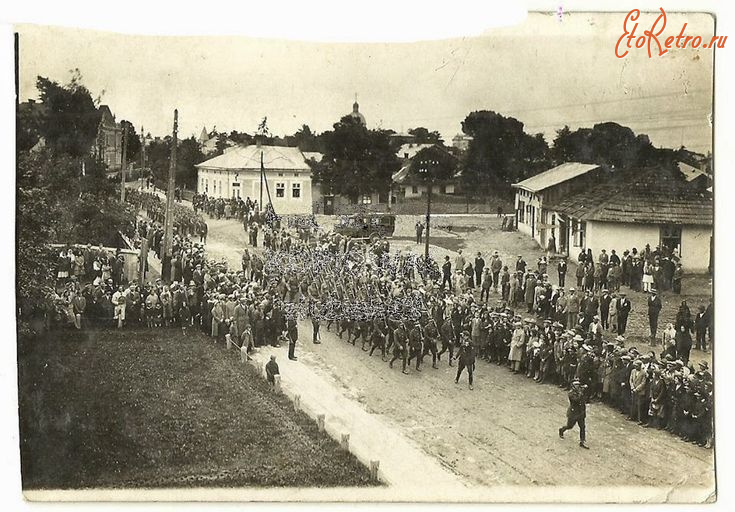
[475,252,486,288]
[558,379,589,449]
[599,289,612,330]
[455,332,476,390]
[287,317,298,360]
[557,258,568,288]
[647,289,663,344]
[441,256,452,291]
[617,293,631,335]
[390,322,409,374]
[439,315,457,366]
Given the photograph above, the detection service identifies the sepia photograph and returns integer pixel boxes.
[11,4,723,504]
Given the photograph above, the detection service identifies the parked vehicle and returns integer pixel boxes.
[333,213,396,241]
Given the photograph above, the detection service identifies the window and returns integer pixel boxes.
[517,200,526,224]
[574,221,586,248]
[361,194,372,205]
[412,186,418,194]
[276,182,285,198]
[660,225,682,255]
[293,173,299,177]
[205,179,208,193]
[278,173,284,177]
[292,183,301,198]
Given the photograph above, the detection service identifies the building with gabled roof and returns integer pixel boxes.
[543,166,713,272]
[392,143,460,200]
[511,162,605,249]
[195,142,313,214]
[94,105,123,170]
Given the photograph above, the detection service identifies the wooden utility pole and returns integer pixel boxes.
[140,125,145,191]
[161,109,178,282]
[425,183,432,261]
[120,123,128,202]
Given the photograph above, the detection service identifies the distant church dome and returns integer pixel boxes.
[348,100,366,126]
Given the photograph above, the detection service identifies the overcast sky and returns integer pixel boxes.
[17,12,714,153]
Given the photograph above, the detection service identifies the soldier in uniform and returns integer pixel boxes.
[455,332,476,390]
[439,314,457,366]
[422,319,440,369]
[389,321,409,374]
[369,315,388,360]
[407,321,425,371]
[558,379,590,449]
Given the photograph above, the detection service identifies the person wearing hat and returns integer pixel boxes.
[455,331,476,390]
[599,288,612,330]
[565,287,580,329]
[694,305,709,352]
[558,379,589,449]
[629,359,648,424]
[509,321,525,373]
[616,292,631,336]
[557,257,568,288]
[389,321,410,374]
[515,255,527,274]
[490,251,503,292]
[474,252,486,289]
[286,317,299,361]
[647,288,662,344]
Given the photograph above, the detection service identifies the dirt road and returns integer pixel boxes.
[204,216,714,496]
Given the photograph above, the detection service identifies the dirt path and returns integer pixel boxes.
[204,217,714,497]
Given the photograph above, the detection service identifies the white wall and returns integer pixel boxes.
[681,225,712,273]
[586,221,659,257]
[586,221,712,273]
[197,168,313,214]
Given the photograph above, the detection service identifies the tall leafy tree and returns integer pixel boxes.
[120,120,142,163]
[408,127,443,145]
[551,122,656,170]
[315,116,400,200]
[35,70,100,158]
[460,110,549,195]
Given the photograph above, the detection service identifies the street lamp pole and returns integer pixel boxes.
[161,109,178,283]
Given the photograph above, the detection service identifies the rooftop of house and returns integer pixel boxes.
[195,144,313,172]
[512,162,601,194]
[545,167,713,226]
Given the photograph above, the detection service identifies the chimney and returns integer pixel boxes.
[255,135,262,149]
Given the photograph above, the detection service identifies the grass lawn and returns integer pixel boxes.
[18,328,377,489]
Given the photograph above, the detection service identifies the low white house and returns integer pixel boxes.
[545,167,713,273]
[512,162,603,250]
[195,143,314,215]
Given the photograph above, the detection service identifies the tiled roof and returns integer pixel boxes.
[512,162,600,193]
[546,167,712,226]
[196,145,312,171]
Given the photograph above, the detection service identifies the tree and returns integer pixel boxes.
[35,71,100,158]
[229,130,253,146]
[286,124,323,152]
[315,116,400,200]
[120,120,142,163]
[408,127,443,145]
[177,137,205,189]
[550,122,655,170]
[460,110,549,195]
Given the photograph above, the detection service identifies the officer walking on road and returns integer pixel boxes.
[558,379,590,449]
[455,331,476,390]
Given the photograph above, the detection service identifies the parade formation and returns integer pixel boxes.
[47,190,714,451]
